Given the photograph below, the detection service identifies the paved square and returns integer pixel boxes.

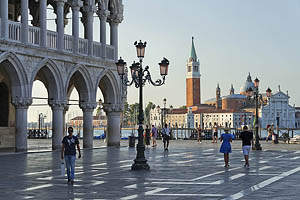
[1,140,300,199]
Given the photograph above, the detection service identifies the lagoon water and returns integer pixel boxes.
[44,128,300,139]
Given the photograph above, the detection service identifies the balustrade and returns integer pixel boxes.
[64,34,73,52]
[47,31,57,49]
[93,42,102,58]
[106,45,115,60]
[4,20,115,61]
[28,26,40,45]
[8,21,21,41]
[79,38,88,55]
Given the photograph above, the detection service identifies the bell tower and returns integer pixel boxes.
[186,37,201,107]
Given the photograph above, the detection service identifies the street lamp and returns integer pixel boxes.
[162,98,167,128]
[116,40,170,170]
[246,77,264,150]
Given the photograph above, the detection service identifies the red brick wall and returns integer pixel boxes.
[186,78,200,107]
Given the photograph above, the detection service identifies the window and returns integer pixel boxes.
[188,66,191,72]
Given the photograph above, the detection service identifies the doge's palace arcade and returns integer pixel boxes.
[0,0,125,152]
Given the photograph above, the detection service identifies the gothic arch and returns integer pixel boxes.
[0,52,28,98]
[30,58,64,100]
[65,64,93,103]
[95,69,120,104]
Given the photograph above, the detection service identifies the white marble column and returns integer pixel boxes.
[108,14,123,61]
[97,10,109,58]
[104,104,123,147]
[0,0,8,39]
[39,0,47,47]
[12,98,32,152]
[21,0,29,43]
[56,0,67,50]
[71,0,83,54]
[85,4,96,56]
[80,102,97,148]
[49,100,66,150]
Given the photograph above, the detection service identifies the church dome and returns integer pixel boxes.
[240,73,255,95]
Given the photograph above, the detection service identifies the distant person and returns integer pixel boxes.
[240,126,253,168]
[61,127,81,185]
[212,125,218,143]
[220,128,232,168]
[162,124,171,151]
[266,124,274,142]
[197,125,202,143]
[151,125,158,147]
[144,125,151,148]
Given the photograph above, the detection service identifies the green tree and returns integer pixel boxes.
[179,105,186,109]
[144,102,156,125]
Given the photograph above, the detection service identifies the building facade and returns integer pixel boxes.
[0,0,125,152]
[259,89,296,129]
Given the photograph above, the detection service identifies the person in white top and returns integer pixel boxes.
[162,124,171,151]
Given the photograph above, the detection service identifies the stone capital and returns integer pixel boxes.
[103,104,124,113]
[49,100,67,110]
[55,0,67,6]
[80,102,97,112]
[70,0,83,10]
[83,4,97,13]
[12,97,32,109]
[97,9,110,20]
[108,14,123,24]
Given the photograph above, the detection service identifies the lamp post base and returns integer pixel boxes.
[131,159,150,170]
[131,144,150,170]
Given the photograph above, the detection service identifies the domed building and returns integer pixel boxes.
[240,73,255,95]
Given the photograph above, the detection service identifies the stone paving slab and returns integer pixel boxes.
[0,140,300,199]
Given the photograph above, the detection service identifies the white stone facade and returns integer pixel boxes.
[202,111,253,129]
[0,0,125,152]
[259,90,296,129]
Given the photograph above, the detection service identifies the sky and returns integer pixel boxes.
[29,0,300,122]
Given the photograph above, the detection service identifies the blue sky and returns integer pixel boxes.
[29,0,300,122]
[120,0,300,108]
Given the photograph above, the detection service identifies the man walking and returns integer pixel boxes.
[162,124,171,151]
[240,126,253,168]
[151,125,158,147]
[61,127,81,185]
[197,125,202,143]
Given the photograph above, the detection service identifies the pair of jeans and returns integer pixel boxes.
[65,155,76,180]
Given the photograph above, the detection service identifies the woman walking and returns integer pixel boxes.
[144,125,151,148]
[220,129,232,168]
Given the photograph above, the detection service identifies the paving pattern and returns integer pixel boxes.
[1,141,300,199]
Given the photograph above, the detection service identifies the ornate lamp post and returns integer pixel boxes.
[116,40,170,170]
[246,77,264,150]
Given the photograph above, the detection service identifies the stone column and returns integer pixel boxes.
[12,98,32,152]
[39,0,47,47]
[108,14,123,60]
[1,0,8,39]
[83,3,96,56]
[103,104,123,146]
[49,100,66,150]
[97,9,109,58]
[21,0,29,43]
[80,102,97,148]
[56,0,67,50]
[71,0,83,54]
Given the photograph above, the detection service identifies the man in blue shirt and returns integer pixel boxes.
[61,127,81,185]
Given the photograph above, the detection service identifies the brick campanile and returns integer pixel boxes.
[186,37,201,107]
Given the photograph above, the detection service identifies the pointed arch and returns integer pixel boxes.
[65,64,93,102]
[30,58,64,100]
[95,69,120,104]
[0,51,28,97]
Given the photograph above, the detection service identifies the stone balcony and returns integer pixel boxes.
[2,19,115,62]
